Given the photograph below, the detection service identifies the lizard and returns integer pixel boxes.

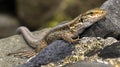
[8,8,107,58]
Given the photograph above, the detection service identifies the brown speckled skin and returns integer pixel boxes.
[17,8,107,53]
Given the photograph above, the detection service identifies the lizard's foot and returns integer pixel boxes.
[74,36,80,41]
[7,50,36,58]
[66,38,79,44]
[71,38,80,44]
[68,36,80,44]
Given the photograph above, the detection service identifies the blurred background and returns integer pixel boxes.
[0,0,105,38]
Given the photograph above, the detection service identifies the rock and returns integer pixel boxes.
[98,42,120,58]
[17,37,118,67]
[63,61,112,67]
[17,40,74,67]
[0,14,20,38]
[0,35,28,67]
[104,58,120,67]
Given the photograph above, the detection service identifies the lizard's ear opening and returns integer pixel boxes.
[80,18,84,22]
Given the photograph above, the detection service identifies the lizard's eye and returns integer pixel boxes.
[88,12,93,15]
[87,12,94,17]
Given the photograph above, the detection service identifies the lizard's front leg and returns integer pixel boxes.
[31,30,78,52]
[46,30,79,44]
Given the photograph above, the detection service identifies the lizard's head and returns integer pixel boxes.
[81,8,107,23]
[78,8,107,28]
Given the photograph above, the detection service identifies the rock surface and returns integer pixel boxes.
[0,30,119,67]
[63,61,112,67]
[17,37,119,67]
[98,42,120,58]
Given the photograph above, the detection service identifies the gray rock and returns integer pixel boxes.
[18,40,74,67]
[63,61,112,67]
[0,35,29,67]
[18,37,117,67]
[98,42,120,58]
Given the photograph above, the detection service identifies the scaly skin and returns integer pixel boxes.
[12,8,107,57]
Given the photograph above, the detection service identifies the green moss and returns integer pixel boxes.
[47,13,72,27]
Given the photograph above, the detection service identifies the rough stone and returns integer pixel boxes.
[17,37,118,67]
[63,61,112,67]
[98,42,120,58]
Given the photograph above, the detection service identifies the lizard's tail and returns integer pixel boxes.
[16,26,41,49]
